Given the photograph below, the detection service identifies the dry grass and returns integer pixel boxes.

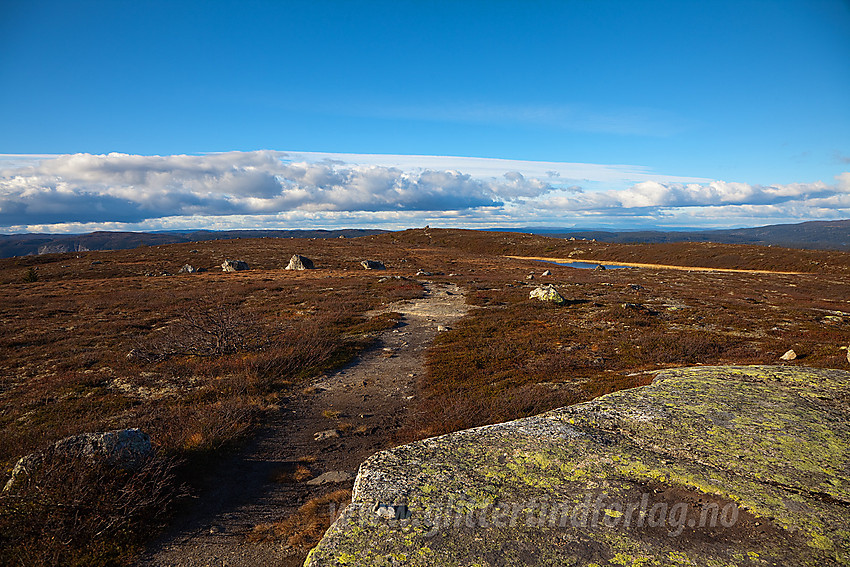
[0,235,422,565]
[397,234,850,441]
[272,462,314,484]
[0,451,181,566]
[2,229,849,562]
[249,489,351,549]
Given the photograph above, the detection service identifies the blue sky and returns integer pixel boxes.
[0,0,848,233]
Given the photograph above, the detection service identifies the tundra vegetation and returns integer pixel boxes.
[1,229,849,565]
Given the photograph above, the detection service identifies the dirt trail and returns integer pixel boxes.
[136,280,468,567]
[507,255,807,275]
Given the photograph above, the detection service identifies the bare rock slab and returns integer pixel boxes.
[306,366,850,566]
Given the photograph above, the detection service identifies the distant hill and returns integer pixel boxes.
[0,229,388,258]
[495,219,850,251]
[3,219,848,259]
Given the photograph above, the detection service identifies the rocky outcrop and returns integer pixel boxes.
[285,254,315,270]
[221,259,249,272]
[306,366,850,566]
[529,284,565,305]
[4,428,152,493]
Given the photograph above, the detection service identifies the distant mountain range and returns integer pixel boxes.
[496,219,850,251]
[1,219,848,258]
[0,229,388,258]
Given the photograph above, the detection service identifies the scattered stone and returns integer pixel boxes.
[178,264,197,274]
[285,254,314,270]
[90,260,102,265]
[629,283,644,291]
[221,259,249,272]
[314,429,341,442]
[4,428,152,493]
[529,284,565,305]
[437,325,450,332]
[361,260,385,270]
[526,274,534,280]
[594,264,606,270]
[190,249,199,253]
[780,349,797,361]
[416,270,432,276]
[541,270,551,276]
[306,471,354,485]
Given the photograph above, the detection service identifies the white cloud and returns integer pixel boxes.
[0,151,847,233]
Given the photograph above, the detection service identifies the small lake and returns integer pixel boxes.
[541,260,632,270]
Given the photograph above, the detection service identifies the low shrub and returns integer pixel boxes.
[0,450,181,567]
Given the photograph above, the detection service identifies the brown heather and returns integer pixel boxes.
[1,229,849,564]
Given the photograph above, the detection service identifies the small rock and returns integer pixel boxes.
[437,325,449,332]
[416,270,432,276]
[529,284,565,305]
[780,349,797,361]
[285,254,314,270]
[594,264,607,271]
[221,259,249,272]
[314,429,341,442]
[90,260,102,265]
[629,284,644,291]
[178,264,197,274]
[526,274,534,280]
[306,471,354,485]
[541,270,551,276]
[361,260,386,270]
[375,504,410,520]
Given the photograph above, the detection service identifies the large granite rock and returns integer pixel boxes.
[361,260,386,270]
[221,259,249,272]
[306,366,850,566]
[286,254,315,270]
[529,284,565,305]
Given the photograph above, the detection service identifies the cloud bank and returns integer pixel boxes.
[0,151,847,233]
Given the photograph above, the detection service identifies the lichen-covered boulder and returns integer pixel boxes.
[221,259,249,272]
[4,428,152,493]
[286,254,315,270]
[529,284,565,305]
[306,366,850,566]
